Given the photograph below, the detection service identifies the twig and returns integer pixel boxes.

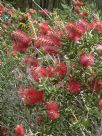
[32,0,52,20]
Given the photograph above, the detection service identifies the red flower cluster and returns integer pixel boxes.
[29,62,67,82]
[26,9,36,19]
[91,78,102,92]
[42,45,59,55]
[29,9,36,15]
[39,21,50,34]
[65,20,87,42]
[34,32,62,47]
[54,62,67,77]
[0,3,4,16]
[11,30,32,52]
[74,9,89,17]
[24,56,38,67]
[45,101,60,120]
[99,100,102,109]
[73,0,86,7]
[80,54,94,67]
[34,21,63,55]
[18,86,44,105]
[72,2,102,36]
[96,42,102,56]
[95,22,102,33]
[14,124,24,136]
[67,80,81,94]
[29,66,54,82]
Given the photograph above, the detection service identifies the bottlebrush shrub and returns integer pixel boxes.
[1,1,102,136]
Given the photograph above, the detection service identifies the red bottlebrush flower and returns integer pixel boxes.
[45,101,60,112]
[34,35,53,47]
[96,42,102,56]
[31,63,67,80]
[71,64,76,68]
[67,80,81,94]
[36,66,54,78]
[8,19,14,24]
[18,86,44,105]
[29,65,55,82]
[30,69,40,82]
[14,124,24,136]
[78,19,88,29]
[34,34,61,47]
[39,66,52,77]
[0,61,2,65]
[95,22,102,33]
[47,110,59,120]
[18,86,27,97]
[12,42,28,52]
[11,30,32,44]
[80,54,94,67]
[99,100,102,109]
[65,20,86,42]
[24,56,38,67]
[42,45,59,55]
[73,0,86,7]
[79,10,89,17]
[2,24,7,30]
[74,9,81,14]
[54,62,67,76]
[50,36,62,47]
[0,11,3,16]
[99,41,102,45]
[26,12,31,19]
[88,19,100,31]
[96,44,102,55]
[79,49,85,56]
[31,63,67,79]
[11,30,32,52]
[47,29,64,39]
[0,3,4,12]
[18,15,23,21]
[87,22,95,31]
[39,21,49,34]
[3,7,12,15]
[91,78,102,92]
[0,31,3,35]
[29,9,36,15]
[33,20,38,25]
[74,9,89,17]
[46,66,55,77]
